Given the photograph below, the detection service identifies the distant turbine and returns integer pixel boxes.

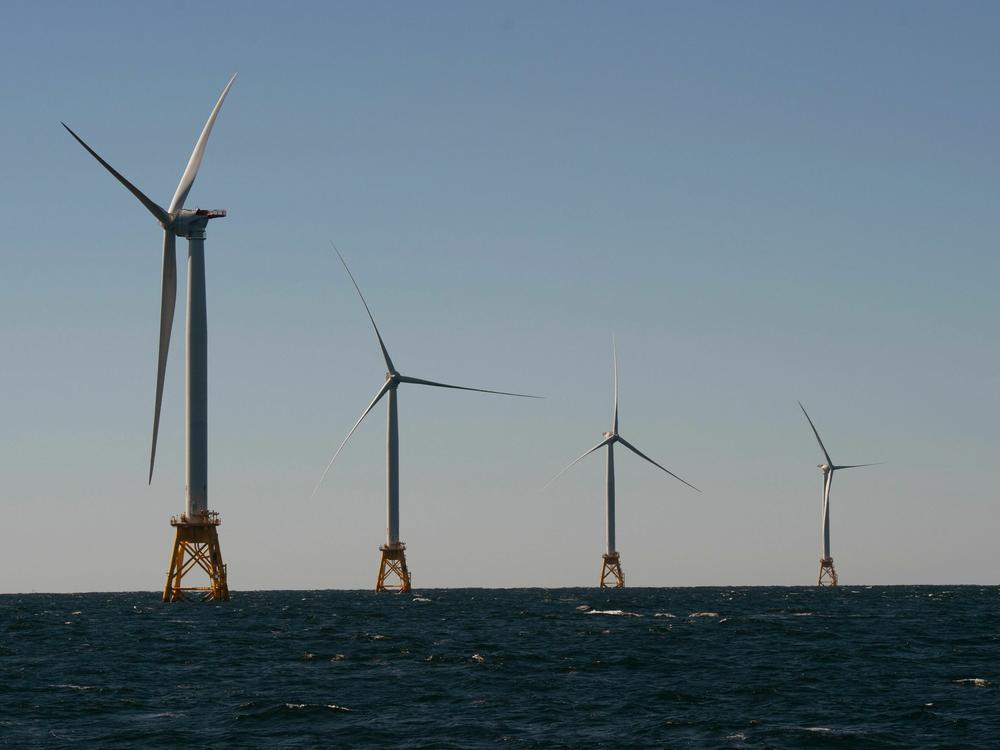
[548,339,699,588]
[313,249,541,592]
[798,402,882,586]
[63,75,237,602]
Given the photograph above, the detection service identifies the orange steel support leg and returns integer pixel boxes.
[375,543,411,592]
[599,552,624,588]
[818,556,838,587]
[163,514,230,602]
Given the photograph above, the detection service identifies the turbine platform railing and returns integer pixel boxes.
[170,510,222,527]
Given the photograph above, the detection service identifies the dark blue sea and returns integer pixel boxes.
[2,587,998,748]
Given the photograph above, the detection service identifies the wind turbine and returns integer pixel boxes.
[798,402,882,586]
[313,249,540,592]
[548,340,699,588]
[63,74,237,602]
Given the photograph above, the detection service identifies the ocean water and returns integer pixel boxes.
[1,587,998,748]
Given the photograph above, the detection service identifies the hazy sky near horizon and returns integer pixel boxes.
[1,2,998,592]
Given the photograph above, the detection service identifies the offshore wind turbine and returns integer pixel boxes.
[63,75,236,602]
[313,249,540,592]
[798,402,882,586]
[548,340,699,588]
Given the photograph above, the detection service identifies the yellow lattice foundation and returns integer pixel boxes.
[818,556,838,587]
[163,512,230,602]
[599,552,624,588]
[376,543,411,592]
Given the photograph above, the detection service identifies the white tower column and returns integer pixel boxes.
[185,228,208,518]
[386,383,400,546]
[821,471,832,560]
[606,442,616,554]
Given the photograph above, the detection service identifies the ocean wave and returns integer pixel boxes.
[9,588,1000,747]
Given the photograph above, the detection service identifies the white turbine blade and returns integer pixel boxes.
[148,230,177,483]
[168,73,237,213]
[612,333,619,433]
[309,381,391,500]
[834,462,884,470]
[332,245,395,373]
[545,438,612,488]
[798,401,833,466]
[399,375,542,399]
[62,122,169,225]
[617,436,701,492]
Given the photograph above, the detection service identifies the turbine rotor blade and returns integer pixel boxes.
[149,230,177,483]
[309,381,391,500]
[612,333,619,433]
[617,436,701,492]
[545,438,612,488]
[332,245,395,373]
[798,401,833,466]
[61,122,169,225]
[398,375,541,399]
[833,462,884,470]
[168,73,237,213]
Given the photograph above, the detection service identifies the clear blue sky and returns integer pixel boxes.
[1,2,997,591]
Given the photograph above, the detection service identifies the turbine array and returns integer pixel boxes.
[61,74,889,597]
[546,338,699,587]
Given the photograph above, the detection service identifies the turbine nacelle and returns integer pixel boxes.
[602,431,616,439]
[818,463,831,473]
[166,208,227,237]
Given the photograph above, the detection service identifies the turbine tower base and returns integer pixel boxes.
[599,552,624,588]
[163,512,230,602]
[817,556,838,587]
[376,543,411,592]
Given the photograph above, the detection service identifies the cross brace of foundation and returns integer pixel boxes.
[163,513,230,602]
[818,556,838,587]
[376,543,411,592]
[600,552,624,589]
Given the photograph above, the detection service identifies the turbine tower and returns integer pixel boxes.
[798,402,881,587]
[313,249,540,592]
[548,340,699,588]
[63,75,237,602]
